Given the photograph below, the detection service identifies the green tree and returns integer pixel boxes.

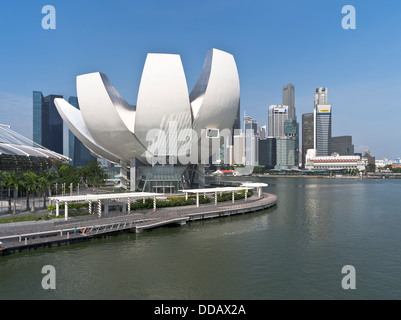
[366,163,376,173]
[41,170,58,198]
[80,160,107,189]
[1,172,13,212]
[56,164,81,188]
[22,171,38,211]
[37,174,51,208]
[392,167,401,173]
[252,166,262,174]
[4,171,20,213]
[0,171,5,212]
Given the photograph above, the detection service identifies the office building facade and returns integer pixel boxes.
[233,133,245,165]
[275,136,296,169]
[282,83,295,119]
[258,137,276,169]
[258,125,266,140]
[314,88,332,156]
[68,96,97,167]
[244,116,258,165]
[33,91,64,155]
[331,136,354,156]
[232,100,241,133]
[268,105,289,138]
[302,113,314,167]
[33,91,96,167]
[284,117,299,167]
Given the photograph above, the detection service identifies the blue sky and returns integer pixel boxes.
[0,0,400,159]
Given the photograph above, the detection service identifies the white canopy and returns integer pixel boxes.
[49,192,162,203]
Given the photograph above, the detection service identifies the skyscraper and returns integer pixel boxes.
[232,100,241,133]
[275,136,296,169]
[314,88,332,156]
[33,91,64,155]
[68,96,97,167]
[284,117,299,167]
[282,83,295,119]
[244,115,258,135]
[258,137,276,169]
[268,105,289,137]
[233,132,245,165]
[244,115,258,165]
[258,125,266,140]
[302,113,314,167]
[33,91,96,166]
[331,136,354,156]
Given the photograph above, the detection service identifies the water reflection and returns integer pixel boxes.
[1,177,401,299]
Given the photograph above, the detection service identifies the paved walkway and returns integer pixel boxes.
[0,193,277,254]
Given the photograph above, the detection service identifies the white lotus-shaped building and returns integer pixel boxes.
[54,48,240,191]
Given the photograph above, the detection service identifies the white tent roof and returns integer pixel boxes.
[49,192,162,202]
[179,187,248,194]
[240,182,268,187]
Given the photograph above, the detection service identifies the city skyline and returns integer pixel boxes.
[0,1,400,159]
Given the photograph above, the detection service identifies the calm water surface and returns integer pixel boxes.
[1,177,400,299]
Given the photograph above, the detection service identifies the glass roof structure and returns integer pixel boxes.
[0,124,70,172]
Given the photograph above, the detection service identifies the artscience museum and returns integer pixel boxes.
[54,48,240,192]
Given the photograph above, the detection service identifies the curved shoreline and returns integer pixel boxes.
[0,192,277,255]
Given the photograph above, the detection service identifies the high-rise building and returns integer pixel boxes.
[68,96,97,167]
[268,105,289,137]
[233,133,245,165]
[244,115,258,165]
[314,88,332,156]
[314,87,329,105]
[302,113,314,167]
[258,125,266,140]
[258,137,276,169]
[282,83,295,119]
[275,136,296,169]
[284,117,299,167]
[33,91,96,166]
[33,91,64,155]
[363,150,376,166]
[244,115,258,135]
[232,100,241,133]
[331,136,354,156]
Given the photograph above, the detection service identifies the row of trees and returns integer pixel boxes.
[0,171,56,213]
[380,165,401,173]
[55,160,108,189]
[0,160,107,213]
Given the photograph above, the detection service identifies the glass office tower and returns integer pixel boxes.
[68,96,97,167]
[302,113,314,167]
[33,91,96,166]
[268,105,289,138]
[331,135,354,156]
[33,91,64,155]
[258,137,276,169]
[244,115,258,165]
[282,83,295,119]
[284,117,299,167]
[314,88,332,157]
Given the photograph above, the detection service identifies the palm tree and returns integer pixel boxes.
[6,171,20,213]
[0,171,4,213]
[41,171,57,198]
[38,173,51,208]
[22,171,38,211]
[2,172,13,213]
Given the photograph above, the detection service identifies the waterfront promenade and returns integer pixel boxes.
[0,192,277,255]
